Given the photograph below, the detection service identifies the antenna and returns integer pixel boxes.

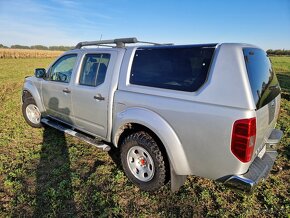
[98,34,103,48]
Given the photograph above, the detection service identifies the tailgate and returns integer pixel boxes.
[255,94,281,158]
[243,48,281,159]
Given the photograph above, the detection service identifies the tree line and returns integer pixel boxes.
[266,49,290,56]
[0,44,74,51]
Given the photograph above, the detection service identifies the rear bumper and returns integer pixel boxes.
[223,151,277,191]
[222,129,283,191]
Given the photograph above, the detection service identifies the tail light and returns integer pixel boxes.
[231,118,256,162]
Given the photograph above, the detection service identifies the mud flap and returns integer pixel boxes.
[170,163,187,192]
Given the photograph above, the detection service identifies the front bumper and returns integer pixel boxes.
[222,129,283,191]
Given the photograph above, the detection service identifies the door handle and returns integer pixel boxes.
[94,94,105,101]
[63,88,71,93]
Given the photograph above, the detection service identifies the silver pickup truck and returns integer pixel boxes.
[22,38,283,192]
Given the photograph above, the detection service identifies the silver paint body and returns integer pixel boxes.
[22,43,281,180]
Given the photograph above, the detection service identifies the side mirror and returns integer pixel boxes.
[35,68,46,78]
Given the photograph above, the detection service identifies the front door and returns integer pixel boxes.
[71,51,117,139]
[42,54,78,125]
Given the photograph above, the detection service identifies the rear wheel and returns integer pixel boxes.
[120,131,168,191]
[22,98,42,128]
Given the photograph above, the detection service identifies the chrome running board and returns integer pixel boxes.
[41,117,111,151]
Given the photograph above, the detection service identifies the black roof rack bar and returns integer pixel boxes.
[75,37,172,49]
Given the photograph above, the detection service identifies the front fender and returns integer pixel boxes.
[113,107,191,175]
[22,79,45,112]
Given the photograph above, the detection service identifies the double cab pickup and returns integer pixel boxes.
[22,38,283,191]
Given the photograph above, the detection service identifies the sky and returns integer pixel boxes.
[0,0,289,50]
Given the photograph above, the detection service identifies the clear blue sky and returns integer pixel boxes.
[0,0,289,49]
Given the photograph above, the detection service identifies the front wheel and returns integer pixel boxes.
[120,131,168,191]
[22,98,42,128]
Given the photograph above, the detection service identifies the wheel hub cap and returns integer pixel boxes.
[26,104,41,124]
[127,146,155,182]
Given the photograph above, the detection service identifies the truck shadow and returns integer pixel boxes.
[34,98,76,217]
[34,98,121,216]
[108,146,122,170]
[34,127,76,217]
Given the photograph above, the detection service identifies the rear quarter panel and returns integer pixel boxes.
[113,90,256,179]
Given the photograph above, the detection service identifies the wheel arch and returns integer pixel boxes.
[22,81,45,112]
[112,107,191,175]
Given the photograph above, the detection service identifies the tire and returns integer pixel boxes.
[22,98,42,128]
[120,131,168,191]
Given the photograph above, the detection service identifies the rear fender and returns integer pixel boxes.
[113,107,191,175]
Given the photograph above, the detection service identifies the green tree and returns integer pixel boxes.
[11,45,30,49]
[0,44,8,48]
[31,45,49,50]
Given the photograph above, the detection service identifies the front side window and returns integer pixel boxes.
[79,53,110,86]
[48,54,77,83]
[130,45,215,92]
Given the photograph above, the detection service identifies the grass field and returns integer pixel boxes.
[0,57,289,217]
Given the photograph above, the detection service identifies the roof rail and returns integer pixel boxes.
[74,37,172,49]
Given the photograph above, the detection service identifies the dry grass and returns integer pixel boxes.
[0,49,63,59]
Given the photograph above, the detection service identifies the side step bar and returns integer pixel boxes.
[41,118,111,151]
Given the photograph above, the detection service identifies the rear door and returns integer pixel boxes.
[71,51,117,139]
[243,48,281,157]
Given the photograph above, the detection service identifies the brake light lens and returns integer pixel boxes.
[231,118,256,163]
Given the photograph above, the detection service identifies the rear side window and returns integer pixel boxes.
[243,48,280,109]
[130,46,215,92]
[79,53,110,86]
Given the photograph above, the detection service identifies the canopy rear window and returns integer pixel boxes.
[243,48,280,109]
